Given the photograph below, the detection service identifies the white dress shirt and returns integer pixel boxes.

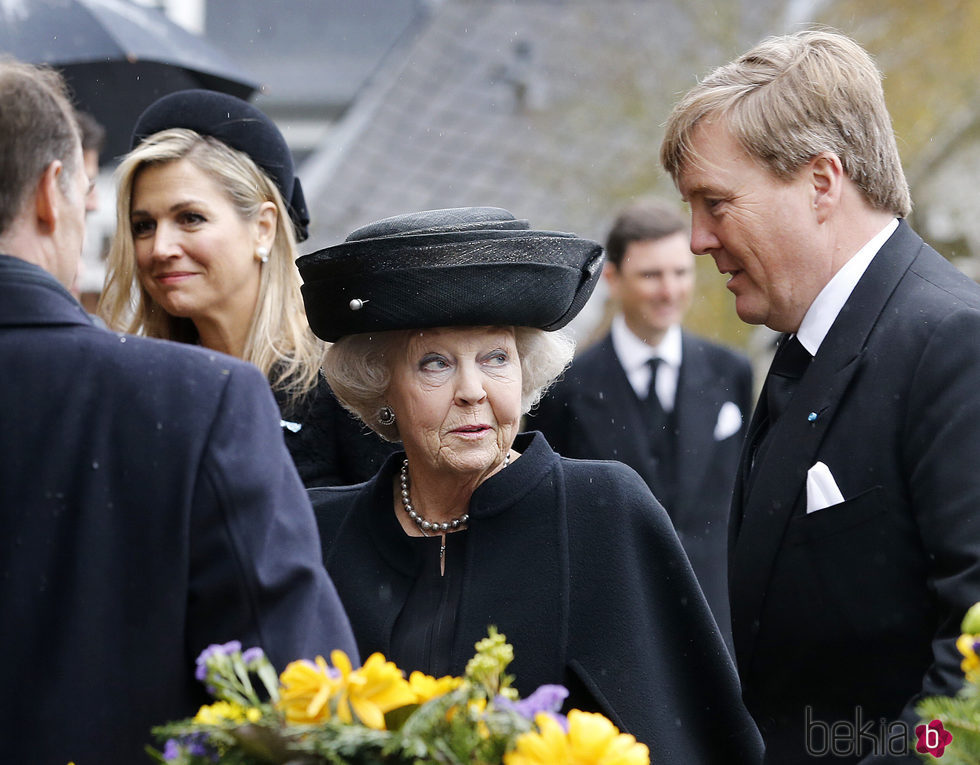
[796,218,899,356]
[610,315,682,411]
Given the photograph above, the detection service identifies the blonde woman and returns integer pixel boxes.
[99,90,393,486]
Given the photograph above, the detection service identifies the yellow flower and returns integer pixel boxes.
[408,670,463,703]
[278,655,338,724]
[958,634,980,673]
[506,712,570,764]
[331,650,417,730]
[505,710,650,765]
[192,701,252,725]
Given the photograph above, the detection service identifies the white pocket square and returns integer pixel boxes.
[713,401,743,441]
[280,419,302,433]
[806,461,845,514]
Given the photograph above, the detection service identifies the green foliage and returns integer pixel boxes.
[149,628,546,765]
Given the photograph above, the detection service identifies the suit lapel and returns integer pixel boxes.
[729,220,923,670]
[672,334,716,515]
[573,337,656,485]
[730,381,768,547]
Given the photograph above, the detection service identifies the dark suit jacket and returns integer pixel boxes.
[312,432,763,763]
[0,255,358,764]
[731,220,980,764]
[531,330,752,643]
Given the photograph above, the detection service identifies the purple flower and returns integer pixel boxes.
[242,646,265,667]
[185,732,213,758]
[195,641,243,681]
[163,733,218,762]
[496,684,569,729]
[162,739,180,761]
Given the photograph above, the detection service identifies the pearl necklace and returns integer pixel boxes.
[399,453,511,575]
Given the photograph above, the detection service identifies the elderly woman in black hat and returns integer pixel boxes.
[301,207,762,761]
[98,90,394,486]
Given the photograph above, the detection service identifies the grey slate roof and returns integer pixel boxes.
[300,1,785,255]
[205,0,428,112]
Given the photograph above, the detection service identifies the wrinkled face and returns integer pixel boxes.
[678,119,826,332]
[606,232,694,343]
[131,158,265,330]
[386,326,523,477]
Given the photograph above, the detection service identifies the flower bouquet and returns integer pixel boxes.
[915,603,980,763]
[150,627,649,765]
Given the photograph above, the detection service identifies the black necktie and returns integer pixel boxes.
[646,357,666,432]
[766,334,812,425]
[745,334,813,488]
[645,356,677,511]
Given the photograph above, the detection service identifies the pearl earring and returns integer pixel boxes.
[255,246,269,263]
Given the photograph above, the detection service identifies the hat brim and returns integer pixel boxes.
[298,233,603,342]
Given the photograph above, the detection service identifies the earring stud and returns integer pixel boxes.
[378,406,396,426]
[255,246,269,263]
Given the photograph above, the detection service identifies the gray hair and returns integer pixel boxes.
[0,59,79,237]
[660,29,911,217]
[324,326,575,441]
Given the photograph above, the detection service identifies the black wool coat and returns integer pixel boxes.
[275,374,397,488]
[0,255,357,764]
[313,431,763,763]
[531,330,752,649]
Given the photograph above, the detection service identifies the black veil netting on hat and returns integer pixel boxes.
[296,207,605,342]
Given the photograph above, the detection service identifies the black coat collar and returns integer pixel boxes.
[0,254,94,329]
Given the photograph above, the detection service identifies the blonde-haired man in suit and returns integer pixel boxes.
[662,30,980,764]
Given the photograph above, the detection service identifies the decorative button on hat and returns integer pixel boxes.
[131,89,310,242]
[296,207,605,342]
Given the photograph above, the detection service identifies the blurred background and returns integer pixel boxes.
[10,0,980,368]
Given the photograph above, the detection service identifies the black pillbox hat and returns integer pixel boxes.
[131,89,310,242]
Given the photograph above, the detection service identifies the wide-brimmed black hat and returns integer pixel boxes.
[131,89,310,242]
[297,207,604,342]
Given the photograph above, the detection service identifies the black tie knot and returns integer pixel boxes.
[770,334,811,380]
[766,334,811,423]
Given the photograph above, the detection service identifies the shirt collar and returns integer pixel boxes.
[796,218,899,356]
[610,314,682,373]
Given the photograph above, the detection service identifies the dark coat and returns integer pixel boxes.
[731,220,980,764]
[275,375,397,488]
[0,255,358,765]
[312,432,763,763]
[531,330,752,645]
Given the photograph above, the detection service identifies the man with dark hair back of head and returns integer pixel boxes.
[532,197,752,650]
[662,29,980,764]
[0,58,357,764]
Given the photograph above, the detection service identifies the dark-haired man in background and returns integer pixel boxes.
[533,198,752,647]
